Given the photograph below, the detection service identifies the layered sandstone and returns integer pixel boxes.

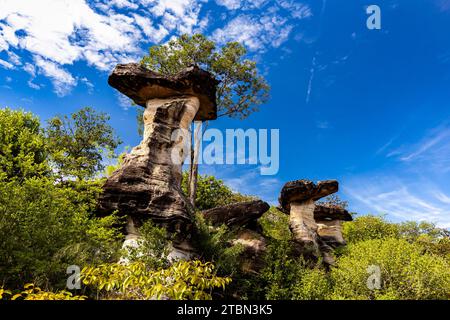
[98,63,218,251]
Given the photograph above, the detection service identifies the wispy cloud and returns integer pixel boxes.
[345,122,450,228]
[399,127,450,162]
[344,176,450,228]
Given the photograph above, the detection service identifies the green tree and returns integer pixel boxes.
[141,34,270,207]
[45,107,122,181]
[342,215,400,244]
[0,108,48,181]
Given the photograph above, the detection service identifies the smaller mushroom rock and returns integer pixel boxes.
[278,179,338,214]
[278,180,339,255]
[201,200,270,228]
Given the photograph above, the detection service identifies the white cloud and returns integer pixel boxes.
[215,0,269,10]
[399,127,450,162]
[116,92,133,110]
[34,56,76,96]
[0,0,207,96]
[133,14,169,43]
[213,14,293,51]
[80,77,94,94]
[277,0,312,19]
[110,0,139,9]
[0,59,14,69]
[0,0,307,97]
[27,80,41,90]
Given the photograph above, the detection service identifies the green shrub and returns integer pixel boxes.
[330,238,450,300]
[342,215,400,244]
[259,207,291,240]
[124,220,172,269]
[81,260,231,300]
[0,177,122,289]
[192,214,244,277]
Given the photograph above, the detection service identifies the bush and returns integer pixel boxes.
[259,207,291,240]
[342,215,400,244]
[192,214,244,277]
[260,239,330,300]
[0,177,122,289]
[81,260,231,300]
[123,220,172,269]
[330,238,450,300]
[8,284,86,300]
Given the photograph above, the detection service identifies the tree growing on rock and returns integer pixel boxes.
[140,34,270,207]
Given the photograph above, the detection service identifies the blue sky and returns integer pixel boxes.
[1,0,450,227]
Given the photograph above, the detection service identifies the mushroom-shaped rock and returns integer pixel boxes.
[108,63,218,121]
[201,200,270,228]
[315,204,353,248]
[98,63,218,237]
[278,180,338,255]
[279,180,338,213]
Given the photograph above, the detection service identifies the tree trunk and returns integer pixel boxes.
[189,121,202,207]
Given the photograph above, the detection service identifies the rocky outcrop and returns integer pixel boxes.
[200,200,270,273]
[232,229,267,274]
[279,180,338,254]
[98,63,218,240]
[201,200,270,228]
[278,180,353,265]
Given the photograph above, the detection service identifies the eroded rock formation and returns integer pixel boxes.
[200,200,270,273]
[278,179,352,264]
[98,63,218,251]
[201,200,270,228]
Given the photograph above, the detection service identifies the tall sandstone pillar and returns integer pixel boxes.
[98,63,218,254]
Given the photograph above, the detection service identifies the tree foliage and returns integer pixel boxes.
[141,33,270,120]
[45,107,122,181]
[330,238,450,300]
[81,260,231,300]
[0,108,48,181]
[0,177,122,289]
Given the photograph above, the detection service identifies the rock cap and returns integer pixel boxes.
[278,179,338,213]
[201,200,270,228]
[314,204,353,221]
[108,63,218,121]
